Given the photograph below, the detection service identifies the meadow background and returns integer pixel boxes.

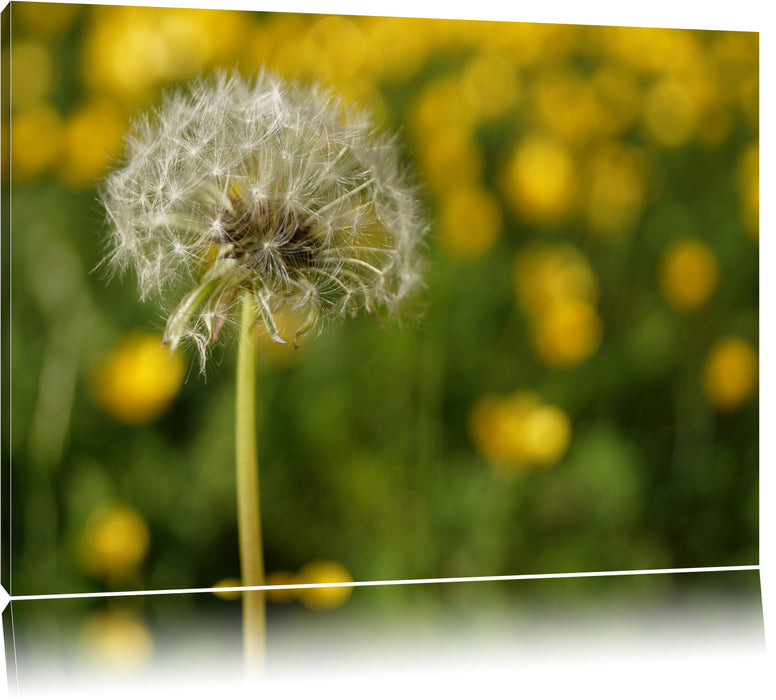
[3,2,759,674]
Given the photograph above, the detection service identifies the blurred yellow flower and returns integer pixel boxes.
[14,1,80,38]
[92,331,186,425]
[1,121,7,174]
[58,99,127,188]
[502,132,577,226]
[643,79,698,148]
[652,29,703,78]
[9,40,53,110]
[521,404,573,466]
[658,239,719,312]
[469,393,525,466]
[499,22,575,68]
[82,7,172,100]
[713,31,759,76]
[212,572,300,603]
[600,26,699,79]
[295,561,354,610]
[81,6,248,103]
[468,391,571,474]
[438,183,502,258]
[532,69,609,147]
[590,64,643,136]
[176,8,250,67]
[702,336,758,412]
[587,143,649,238]
[304,16,367,83]
[693,81,733,147]
[711,31,758,130]
[423,18,469,49]
[514,243,599,314]
[410,76,478,139]
[77,502,150,579]
[738,75,759,132]
[265,570,297,604]
[212,577,242,601]
[713,31,759,101]
[512,243,603,367]
[242,14,308,79]
[361,16,430,83]
[79,608,154,672]
[417,125,484,192]
[738,142,759,241]
[531,299,603,368]
[461,52,520,122]
[11,104,63,180]
[337,77,387,126]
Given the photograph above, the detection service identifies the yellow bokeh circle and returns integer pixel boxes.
[658,239,719,312]
[10,40,54,110]
[81,7,248,102]
[14,1,80,38]
[532,69,609,147]
[59,99,128,188]
[468,391,572,474]
[520,405,572,466]
[643,79,697,148]
[417,125,484,192]
[587,143,649,238]
[410,76,478,139]
[502,132,577,225]
[702,336,758,412]
[531,299,602,368]
[295,561,354,611]
[79,609,154,672]
[92,331,186,425]
[304,16,367,83]
[77,502,150,579]
[738,142,759,242]
[11,104,63,180]
[468,392,536,467]
[461,52,520,122]
[514,243,599,314]
[438,183,502,258]
[265,570,297,604]
[212,577,243,601]
[362,17,430,84]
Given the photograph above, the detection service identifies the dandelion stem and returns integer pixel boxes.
[235,291,266,675]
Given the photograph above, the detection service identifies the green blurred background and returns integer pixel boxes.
[3,2,759,672]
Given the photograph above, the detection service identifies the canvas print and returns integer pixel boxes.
[0,1,761,691]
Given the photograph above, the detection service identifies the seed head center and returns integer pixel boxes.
[221,193,319,274]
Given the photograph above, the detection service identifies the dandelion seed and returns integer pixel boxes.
[102,70,426,369]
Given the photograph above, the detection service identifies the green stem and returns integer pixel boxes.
[235,291,266,674]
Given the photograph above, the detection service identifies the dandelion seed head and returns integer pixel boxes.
[102,70,426,367]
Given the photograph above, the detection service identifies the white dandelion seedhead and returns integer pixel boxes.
[102,70,426,370]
